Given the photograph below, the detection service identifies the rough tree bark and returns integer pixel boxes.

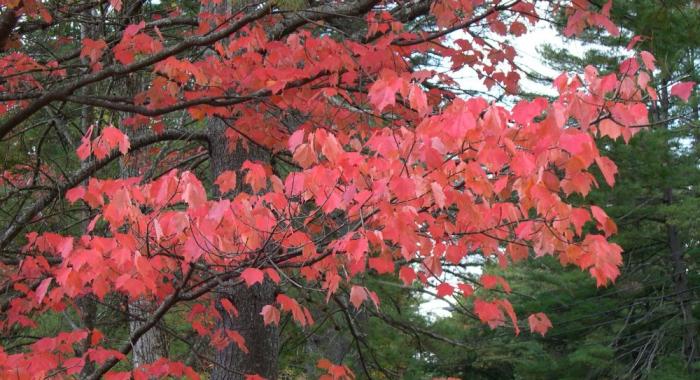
[208,122,280,379]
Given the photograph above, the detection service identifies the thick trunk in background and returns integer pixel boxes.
[128,298,169,367]
[120,128,169,367]
[208,123,279,379]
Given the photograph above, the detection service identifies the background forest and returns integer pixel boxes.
[0,0,698,379]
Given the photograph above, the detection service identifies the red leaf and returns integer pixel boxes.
[349,285,367,309]
[591,205,617,236]
[220,298,238,317]
[264,268,281,284]
[260,305,280,326]
[595,155,618,187]
[368,256,394,274]
[528,312,553,336]
[181,171,207,208]
[76,125,94,160]
[408,84,429,116]
[436,283,454,298]
[241,268,264,287]
[399,267,416,285]
[100,126,130,156]
[496,299,520,335]
[80,38,107,70]
[345,237,368,263]
[124,21,145,37]
[277,294,308,326]
[110,0,122,12]
[35,278,52,304]
[430,182,446,208]
[457,283,474,297]
[225,329,249,353]
[214,170,237,194]
[480,274,511,293]
[242,161,268,193]
[368,70,404,112]
[640,51,655,71]
[65,186,86,203]
[474,299,504,329]
[671,81,695,102]
[511,98,547,125]
[287,129,305,152]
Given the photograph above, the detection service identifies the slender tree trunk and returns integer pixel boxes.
[208,122,279,379]
[75,8,99,378]
[658,80,699,368]
[119,0,169,363]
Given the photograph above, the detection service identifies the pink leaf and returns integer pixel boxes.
[35,277,52,304]
[671,81,695,102]
[241,268,264,287]
[528,312,553,336]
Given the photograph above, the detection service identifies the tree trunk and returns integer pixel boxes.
[208,122,279,379]
[128,298,169,368]
[663,188,699,366]
[118,0,170,361]
[659,79,699,368]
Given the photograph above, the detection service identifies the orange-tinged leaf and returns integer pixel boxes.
[100,126,130,156]
[181,172,207,208]
[65,186,86,203]
[436,283,454,298]
[474,299,504,329]
[220,298,238,317]
[349,285,367,309]
[595,155,617,187]
[399,267,416,285]
[480,274,511,293]
[242,161,268,193]
[457,283,474,297]
[225,329,249,354]
[241,268,264,287]
[260,305,280,326]
[496,299,520,335]
[368,256,394,274]
[214,170,237,194]
[528,312,552,336]
[368,70,404,112]
[277,294,308,326]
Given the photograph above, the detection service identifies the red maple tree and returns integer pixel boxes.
[0,0,685,378]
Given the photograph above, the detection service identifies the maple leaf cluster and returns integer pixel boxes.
[0,0,695,378]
